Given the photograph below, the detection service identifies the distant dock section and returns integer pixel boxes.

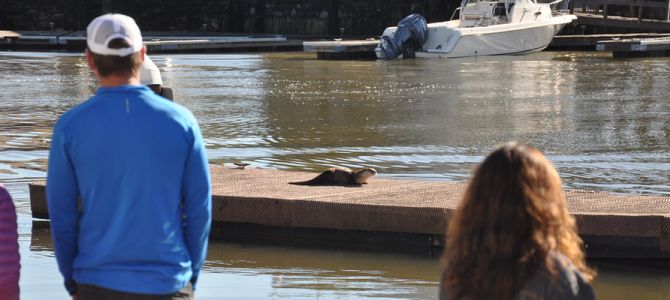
[0,31,302,53]
[597,36,670,57]
[29,166,670,258]
[0,31,85,51]
[0,30,20,38]
[550,33,670,50]
[144,36,302,53]
[303,40,379,60]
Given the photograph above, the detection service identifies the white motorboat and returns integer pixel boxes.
[376,0,576,59]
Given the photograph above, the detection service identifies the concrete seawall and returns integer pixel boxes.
[29,165,670,258]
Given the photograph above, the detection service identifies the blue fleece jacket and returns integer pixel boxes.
[46,85,212,295]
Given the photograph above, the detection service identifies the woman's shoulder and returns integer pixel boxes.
[516,252,596,300]
[0,185,13,207]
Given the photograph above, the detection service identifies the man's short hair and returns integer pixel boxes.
[90,38,143,77]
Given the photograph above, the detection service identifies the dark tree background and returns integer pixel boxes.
[0,0,458,36]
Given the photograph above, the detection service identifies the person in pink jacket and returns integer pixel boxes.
[0,184,19,300]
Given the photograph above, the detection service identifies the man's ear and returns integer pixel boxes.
[85,49,98,76]
[140,46,146,63]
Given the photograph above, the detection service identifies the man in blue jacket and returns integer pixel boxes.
[47,13,211,300]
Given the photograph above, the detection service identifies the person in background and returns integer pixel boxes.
[140,55,174,101]
[47,13,211,300]
[0,184,19,300]
[440,142,596,300]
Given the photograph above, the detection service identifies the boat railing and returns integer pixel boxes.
[450,7,462,20]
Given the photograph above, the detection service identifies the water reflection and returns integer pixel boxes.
[2,51,667,194]
[171,52,668,194]
[29,223,439,299]
[206,242,439,299]
[27,221,670,300]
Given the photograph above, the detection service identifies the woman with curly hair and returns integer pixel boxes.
[440,142,596,300]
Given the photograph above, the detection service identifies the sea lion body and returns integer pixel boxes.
[290,167,377,186]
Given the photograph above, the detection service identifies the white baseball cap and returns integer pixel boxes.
[86,13,143,57]
[139,55,163,85]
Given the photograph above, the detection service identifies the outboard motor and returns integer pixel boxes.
[379,14,428,59]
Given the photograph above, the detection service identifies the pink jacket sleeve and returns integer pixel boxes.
[0,184,20,299]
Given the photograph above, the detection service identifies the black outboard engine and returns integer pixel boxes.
[379,14,428,59]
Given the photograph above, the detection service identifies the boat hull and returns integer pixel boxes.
[375,14,576,59]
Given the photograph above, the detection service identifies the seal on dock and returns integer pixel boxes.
[290,167,377,186]
[233,162,250,169]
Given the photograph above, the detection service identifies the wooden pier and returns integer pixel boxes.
[29,166,670,258]
[303,40,379,60]
[575,12,670,32]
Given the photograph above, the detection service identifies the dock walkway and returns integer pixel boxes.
[29,166,670,257]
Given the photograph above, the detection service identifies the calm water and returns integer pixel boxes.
[0,51,669,299]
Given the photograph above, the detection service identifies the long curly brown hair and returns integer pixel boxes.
[440,142,595,300]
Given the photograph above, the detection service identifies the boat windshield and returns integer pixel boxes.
[460,0,536,8]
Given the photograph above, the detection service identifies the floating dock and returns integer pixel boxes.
[303,40,379,60]
[144,36,302,53]
[596,36,670,57]
[29,166,670,258]
[0,31,302,53]
[0,30,19,38]
[549,33,670,50]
